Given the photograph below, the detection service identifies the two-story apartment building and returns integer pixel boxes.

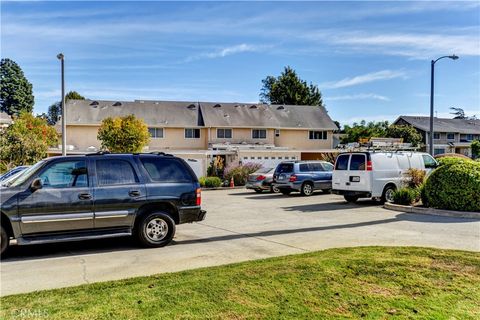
[394,116,480,156]
[51,99,338,176]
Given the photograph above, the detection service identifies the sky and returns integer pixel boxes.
[1,1,479,126]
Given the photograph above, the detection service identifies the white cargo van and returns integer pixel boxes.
[332,151,438,203]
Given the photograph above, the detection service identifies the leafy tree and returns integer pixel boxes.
[341,120,389,143]
[97,114,150,153]
[0,112,58,172]
[333,121,341,132]
[47,91,85,125]
[471,140,480,159]
[386,125,422,146]
[260,66,324,106]
[450,107,466,119]
[0,58,34,116]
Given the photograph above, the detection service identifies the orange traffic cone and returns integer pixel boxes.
[230,177,235,188]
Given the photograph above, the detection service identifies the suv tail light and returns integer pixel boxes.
[289,175,297,182]
[256,175,266,181]
[196,188,201,206]
[366,160,373,171]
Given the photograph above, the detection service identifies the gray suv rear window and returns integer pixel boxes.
[141,158,193,182]
[97,159,138,185]
[276,163,294,173]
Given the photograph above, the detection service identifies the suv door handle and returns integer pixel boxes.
[129,190,141,197]
[78,193,92,200]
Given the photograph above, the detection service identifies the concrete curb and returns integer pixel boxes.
[201,186,245,191]
[384,203,480,219]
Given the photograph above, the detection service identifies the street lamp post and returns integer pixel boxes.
[429,54,459,155]
[57,53,66,156]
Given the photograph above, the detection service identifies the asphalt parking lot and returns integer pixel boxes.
[1,189,479,296]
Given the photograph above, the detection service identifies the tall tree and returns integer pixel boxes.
[0,112,58,172]
[0,58,34,116]
[386,125,422,146]
[47,91,85,125]
[341,120,389,143]
[450,107,466,119]
[97,114,150,153]
[260,66,324,107]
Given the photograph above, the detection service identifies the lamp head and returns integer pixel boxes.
[57,53,64,60]
[449,54,459,60]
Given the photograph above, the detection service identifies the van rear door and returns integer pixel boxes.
[347,153,371,192]
[332,154,350,190]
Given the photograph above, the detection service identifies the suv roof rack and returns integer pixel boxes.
[86,151,111,156]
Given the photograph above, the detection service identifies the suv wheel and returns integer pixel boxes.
[1,225,9,256]
[270,185,280,193]
[136,212,176,248]
[301,182,314,196]
[344,195,359,203]
[382,185,396,204]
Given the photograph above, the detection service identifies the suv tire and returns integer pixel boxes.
[270,185,280,193]
[300,182,314,196]
[344,195,359,203]
[136,212,176,248]
[1,225,9,256]
[381,185,396,204]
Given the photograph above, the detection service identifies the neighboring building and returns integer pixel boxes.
[0,111,13,129]
[49,99,338,176]
[394,116,480,156]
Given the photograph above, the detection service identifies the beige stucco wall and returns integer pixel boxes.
[208,127,275,145]
[66,125,208,151]
[274,129,333,150]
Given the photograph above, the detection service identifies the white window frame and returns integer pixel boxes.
[275,129,280,137]
[308,130,327,140]
[216,128,232,139]
[252,129,267,139]
[185,128,201,139]
[148,127,164,139]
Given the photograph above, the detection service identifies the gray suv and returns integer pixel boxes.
[273,161,334,196]
[0,153,206,256]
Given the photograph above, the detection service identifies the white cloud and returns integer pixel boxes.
[320,70,408,89]
[326,93,390,101]
[185,43,270,62]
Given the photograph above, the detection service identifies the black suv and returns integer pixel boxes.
[0,153,206,255]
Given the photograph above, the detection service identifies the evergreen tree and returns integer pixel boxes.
[0,58,34,116]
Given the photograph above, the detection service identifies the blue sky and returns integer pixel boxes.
[1,1,479,125]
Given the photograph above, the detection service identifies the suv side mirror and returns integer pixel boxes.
[30,178,43,192]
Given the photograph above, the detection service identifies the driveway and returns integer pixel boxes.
[1,189,479,296]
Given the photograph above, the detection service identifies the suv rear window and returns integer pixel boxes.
[141,158,193,182]
[276,163,294,173]
[299,164,310,172]
[335,155,349,170]
[350,154,366,170]
[97,159,138,185]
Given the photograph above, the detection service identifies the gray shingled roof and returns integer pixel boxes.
[395,116,480,134]
[66,99,338,130]
[200,102,337,130]
[66,100,202,127]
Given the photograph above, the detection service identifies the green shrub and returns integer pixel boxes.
[404,168,426,188]
[198,176,222,188]
[422,161,480,212]
[393,187,420,205]
[436,156,473,168]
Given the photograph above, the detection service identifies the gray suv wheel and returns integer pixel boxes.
[136,212,175,248]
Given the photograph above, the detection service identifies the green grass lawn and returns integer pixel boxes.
[1,247,479,319]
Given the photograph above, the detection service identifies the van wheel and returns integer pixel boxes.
[344,195,359,203]
[1,225,9,257]
[280,189,291,195]
[382,185,396,204]
[301,182,314,196]
[136,212,176,248]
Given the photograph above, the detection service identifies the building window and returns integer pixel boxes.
[285,156,289,160]
[309,131,327,140]
[275,129,280,137]
[251,157,255,160]
[217,128,232,139]
[278,156,282,160]
[434,148,445,155]
[447,133,455,140]
[243,157,248,160]
[264,157,268,159]
[252,129,267,139]
[185,128,200,139]
[148,128,164,139]
[433,133,440,140]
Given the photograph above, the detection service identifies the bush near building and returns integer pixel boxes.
[199,176,222,188]
[97,114,150,153]
[223,162,262,186]
[422,159,480,212]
